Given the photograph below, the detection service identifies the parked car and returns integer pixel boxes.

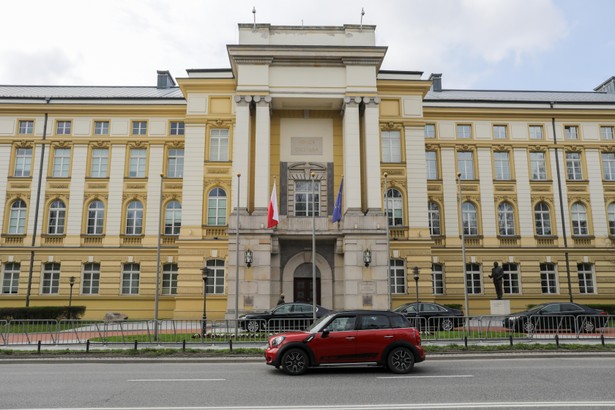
[265,310,426,375]
[503,302,608,333]
[239,302,331,332]
[392,302,464,331]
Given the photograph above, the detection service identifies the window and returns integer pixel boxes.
[206,259,225,294]
[167,148,184,178]
[122,263,140,295]
[47,200,66,235]
[207,188,227,225]
[381,130,401,162]
[566,152,583,180]
[41,263,60,294]
[87,200,104,235]
[465,263,482,295]
[162,263,178,295]
[2,262,20,294]
[14,147,32,177]
[428,201,441,236]
[600,126,614,140]
[125,200,143,235]
[602,153,615,181]
[461,202,478,236]
[390,259,406,294]
[577,263,594,294]
[426,151,438,180]
[540,262,558,294]
[132,121,147,135]
[385,188,404,226]
[9,200,27,234]
[534,202,552,236]
[424,124,436,138]
[608,203,615,236]
[502,263,520,294]
[128,148,147,178]
[52,148,71,177]
[94,121,109,135]
[56,121,71,135]
[493,152,511,180]
[295,180,320,217]
[497,202,516,236]
[432,263,444,295]
[493,125,507,139]
[530,152,547,180]
[209,128,229,161]
[456,124,472,139]
[529,125,543,140]
[457,151,475,180]
[165,200,181,235]
[564,125,579,140]
[90,148,108,178]
[19,120,34,135]
[82,262,100,295]
[571,202,588,235]
[170,121,185,136]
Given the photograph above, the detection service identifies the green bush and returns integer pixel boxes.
[0,306,86,320]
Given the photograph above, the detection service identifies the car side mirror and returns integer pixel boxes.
[321,329,330,338]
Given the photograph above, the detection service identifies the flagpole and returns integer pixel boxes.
[311,172,317,320]
[235,173,240,339]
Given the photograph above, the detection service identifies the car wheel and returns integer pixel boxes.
[577,318,595,333]
[280,348,309,376]
[387,346,415,374]
[246,320,261,333]
[440,318,454,331]
[522,320,536,333]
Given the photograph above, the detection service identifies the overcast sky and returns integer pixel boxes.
[2,0,614,91]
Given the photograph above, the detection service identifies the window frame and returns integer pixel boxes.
[381,130,402,163]
[170,121,185,136]
[424,124,436,139]
[294,180,320,217]
[602,152,615,181]
[47,199,66,235]
[90,147,109,178]
[529,125,544,140]
[2,262,20,294]
[497,202,516,236]
[426,151,438,180]
[431,263,444,295]
[461,201,479,236]
[389,259,406,295]
[577,263,595,294]
[206,259,226,294]
[14,147,33,177]
[534,202,552,236]
[571,202,589,236]
[540,262,558,294]
[82,262,100,295]
[493,125,508,139]
[52,147,71,178]
[385,188,404,227]
[41,262,61,295]
[86,200,105,235]
[164,200,182,235]
[465,263,482,295]
[94,121,110,136]
[131,121,147,136]
[18,120,34,135]
[564,125,579,140]
[502,263,520,294]
[209,128,229,162]
[128,148,147,178]
[493,151,511,180]
[121,263,140,295]
[207,188,227,225]
[566,152,583,180]
[9,199,27,235]
[56,120,72,135]
[428,201,441,236]
[608,203,615,236]
[457,151,475,180]
[600,126,614,140]
[530,151,547,181]
[125,200,144,236]
[456,124,472,139]
[162,263,178,295]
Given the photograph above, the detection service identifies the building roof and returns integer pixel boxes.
[424,89,615,104]
[0,85,185,100]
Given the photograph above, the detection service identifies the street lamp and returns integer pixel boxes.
[244,249,253,268]
[363,249,372,267]
[200,266,209,336]
[412,267,420,327]
[68,276,75,319]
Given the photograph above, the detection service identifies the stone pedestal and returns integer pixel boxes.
[490,299,511,315]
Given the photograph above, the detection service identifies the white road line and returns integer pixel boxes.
[377,374,474,379]
[128,378,226,382]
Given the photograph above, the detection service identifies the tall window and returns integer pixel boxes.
[206,259,225,294]
[167,148,184,178]
[493,125,507,139]
[87,200,105,235]
[457,151,475,180]
[165,200,182,235]
[2,262,20,294]
[90,148,108,178]
[207,188,227,225]
[426,151,438,180]
[497,202,515,236]
[52,148,71,177]
[385,188,404,226]
[431,263,444,295]
[529,125,543,140]
[577,263,594,294]
[19,120,34,134]
[461,202,478,236]
[209,129,229,161]
[390,259,406,294]
[129,148,147,178]
[125,200,143,235]
[295,181,320,217]
[381,130,401,162]
[170,121,185,136]
[566,152,583,180]
[465,263,482,295]
[540,262,558,294]
[428,201,441,236]
[41,263,60,294]
[608,203,615,236]
[502,263,520,294]
[456,124,472,139]
[494,152,511,180]
[82,262,100,295]
[14,147,32,177]
[56,121,71,135]
[9,200,27,234]
[122,263,140,295]
[602,153,615,181]
[94,121,109,135]
[534,202,552,236]
[162,263,178,295]
[600,126,614,140]
[47,200,66,235]
[564,125,579,140]
[571,202,588,235]
[424,124,436,138]
[132,121,147,135]
[529,152,547,181]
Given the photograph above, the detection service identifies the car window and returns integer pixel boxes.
[404,305,417,313]
[541,304,560,314]
[325,316,356,332]
[274,305,293,314]
[561,303,583,312]
[390,315,411,328]
[421,304,439,313]
[359,314,390,330]
[294,304,311,313]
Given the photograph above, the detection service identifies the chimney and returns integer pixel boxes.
[594,76,615,94]
[157,70,176,89]
[429,73,442,92]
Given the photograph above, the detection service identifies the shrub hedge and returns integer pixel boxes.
[0,306,86,320]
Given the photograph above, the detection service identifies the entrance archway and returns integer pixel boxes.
[293,263,321,304]
[282,251,333,309]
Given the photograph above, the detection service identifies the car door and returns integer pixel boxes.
[310,315,357,363]
[354,314,396,362]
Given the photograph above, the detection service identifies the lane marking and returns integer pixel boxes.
[128,378,226,382]
[377,374,474,379]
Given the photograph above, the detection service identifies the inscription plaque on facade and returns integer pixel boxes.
[291,137,322,155]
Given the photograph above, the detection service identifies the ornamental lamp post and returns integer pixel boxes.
[68,276,75,319]
[200,267,208,337]
[412,267,420,326]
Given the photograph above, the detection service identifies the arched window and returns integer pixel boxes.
[534,202,552,236]
[47,200,66,235]
[428,201,441,236]
[9,199,27,234]
[497,202,515,236]
[165,200,182,235]
[207,188,227,226]
[608,203,615,236]
[384,188,403,226]
[461,202,478,236]
[87,200,105,235]
[571,202,588,235]
[125,200,143,235]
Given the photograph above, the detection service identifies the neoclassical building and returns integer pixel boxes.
[1,23,614,319]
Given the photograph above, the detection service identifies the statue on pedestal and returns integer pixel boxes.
[488,262,504,300]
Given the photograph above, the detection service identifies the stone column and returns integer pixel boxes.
[232,96,252,211]
[405,125,429,228]
[342,96,362,213]
[363,97,382,213]
[253,96,272,211]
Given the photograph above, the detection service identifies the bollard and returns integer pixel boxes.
[182,340,186,352]
[601,334,605,346]
[229,338,233,352]
[86,339,90,353]
[509,335,513,347]
[37,340,42,354]
[555,334,559,348]
[464,336,468,348]
[134,340,138,351]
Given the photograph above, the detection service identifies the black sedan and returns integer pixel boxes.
[392,302,464,331]
[239,303,331,332]
[503,302,608,333]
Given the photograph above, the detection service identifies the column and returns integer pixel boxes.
[363,97,382,212]
[253,96,271,210]
[27,143,49,243]
[232,96,252,211]
[586,149,607,237]
[405,124,429,228]
[441,148,459,238]
[477,148,496,237]
[106,144,126,239]
[513,148,533,239]
[550,148,570,238]
[145,145,164,235]
[179,123,206,238]
[342,96,362,213]
[66,144,87,240]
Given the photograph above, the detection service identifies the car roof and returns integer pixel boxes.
[332,310,403,316]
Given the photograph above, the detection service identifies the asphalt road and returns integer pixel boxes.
[1,355,615,409]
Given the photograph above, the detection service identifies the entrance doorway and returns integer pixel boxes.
[293,262,321,304]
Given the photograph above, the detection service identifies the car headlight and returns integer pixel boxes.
[507,316,520,321]
[270,336,285,348]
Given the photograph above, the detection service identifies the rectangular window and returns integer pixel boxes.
[52,148,71,177]
[493,125,507,139]
[170,121,185,136]
[494,152,511,180]
[94,121,109,135]
[122,263,140,295]
[90,148,109,178]
[14,147,32,177]
[209,128,229,161]
[381,130,402,162]
[162,264,178,295]
[431,263,444,295]
[132,121,147,135]
[294,180,320,216]
[457,151,475,180]
[205,260,226,294]
[502,263,520,294]
[19,120,34,135]
[600,126,614,140]
[2,262,20,294]
[82,263,100,295]
[530,152,547,180]
[426,151,438,180]
[577,263,594,294]
[602,153,615,181]
[540,263,558,294]
[456,124,472,139]
[56,121,71,135]
[529,125,543,140]
[41,263,60,294]
[167,149,184,178]
[564,125,579,140]
[129,148,147,178]
[566,152,583,180]
[390,259,406,294]
[465,263,482,295]
[424,124,436,138]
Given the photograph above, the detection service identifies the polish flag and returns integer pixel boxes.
[267,181,279,228]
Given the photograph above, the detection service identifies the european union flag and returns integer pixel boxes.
[332,177,343,223]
